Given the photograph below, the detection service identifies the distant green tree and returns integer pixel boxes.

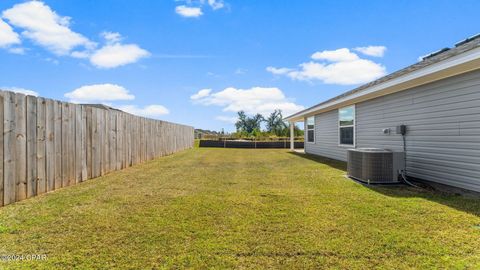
[249,114,264,133]
[235,111,248,132]
[234,110,304,138]
[280,124,304,138]
[235,111,264,134]
[265,110,287,136]
[251,128,261,138]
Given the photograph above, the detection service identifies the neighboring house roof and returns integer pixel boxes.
[285,34,480,122]
[81,103,123,112]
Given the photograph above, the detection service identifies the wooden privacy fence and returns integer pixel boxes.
[0,91,194,207]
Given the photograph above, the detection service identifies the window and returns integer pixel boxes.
[306,116,315,143]
[339,106,355,146]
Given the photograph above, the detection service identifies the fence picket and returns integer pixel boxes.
[3,92,15,205]
[45,99,55,191]
[15,94,27,201]
[36,97,46,195]
[54,101,62,190]
[75,104,82,183]
[0,94,4,206]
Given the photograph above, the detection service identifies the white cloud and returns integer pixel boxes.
[8,47,25,54]
[206,71,220,78]
[235,68,247,75]
[266,66,293,75]
[215,115,237,123]
[2,1,95,55]
[354,46,387,57]
[287,60,386,85]
[1,86,39,96]
[0,19,20,48]
[175,0,225,17]
[70,50,90,59]
[175,5,203,17]
[44,57,59,65]
[267,48,386,85]
[90,43,150,69]
[118,104,169,117]
[207,0,225,10]
[65,84,135,103]
[190,88,212,100]
[1,2,148,69]
[101,31,122,44]
[191,86,304,116]
[64,83,169,118]
[311,48,359,62]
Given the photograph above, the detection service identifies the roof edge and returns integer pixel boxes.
[285,46,480,122]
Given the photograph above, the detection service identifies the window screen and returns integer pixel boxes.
[339,106,355,145]
[306,116,315,143]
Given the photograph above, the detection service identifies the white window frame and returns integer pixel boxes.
[338,105,355,147]
[306,116,315,144]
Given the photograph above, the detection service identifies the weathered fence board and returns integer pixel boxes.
[75,104,82,183]
[68,103,75,185]
[45,99,55,192]
[36,98,46,195]
[104,109,110,173]
[100,108,104,174]
[92,108,100,178]
[108,112,115,172]
[54,100,62,190]
[0,90,194,206]
[86,106,92,179]
[0,95,3,206]
[27,96,37,198]
[61,102,69,187]
[15,94,27,202]
[121,113,127,169]
[115,112,121,170]
[4,92,15,205]
[81,106,87,181]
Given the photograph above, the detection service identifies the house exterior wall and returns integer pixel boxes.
[305,69,480,192]
[305,110,347,161]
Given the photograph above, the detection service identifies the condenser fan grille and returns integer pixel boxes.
[363,152,393,182]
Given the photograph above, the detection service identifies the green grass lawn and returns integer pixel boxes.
[1,148,479,269]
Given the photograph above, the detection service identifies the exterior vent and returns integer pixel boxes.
[455,33,480,47]
[347,148,405,184]
[421,48,450,61]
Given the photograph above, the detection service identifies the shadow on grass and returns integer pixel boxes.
[289,151,480,217]
[289,151,346,171]
[370,184,480,217]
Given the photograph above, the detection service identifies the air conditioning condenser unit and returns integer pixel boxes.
[347,148,405,184]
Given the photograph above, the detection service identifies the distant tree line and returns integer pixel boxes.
[234,110,303,138]
[194,128,225,139]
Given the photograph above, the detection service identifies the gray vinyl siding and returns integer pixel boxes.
[305,69,480,192]
[305,110,349,161]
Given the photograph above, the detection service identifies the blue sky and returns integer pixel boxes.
[0,0,479,132]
